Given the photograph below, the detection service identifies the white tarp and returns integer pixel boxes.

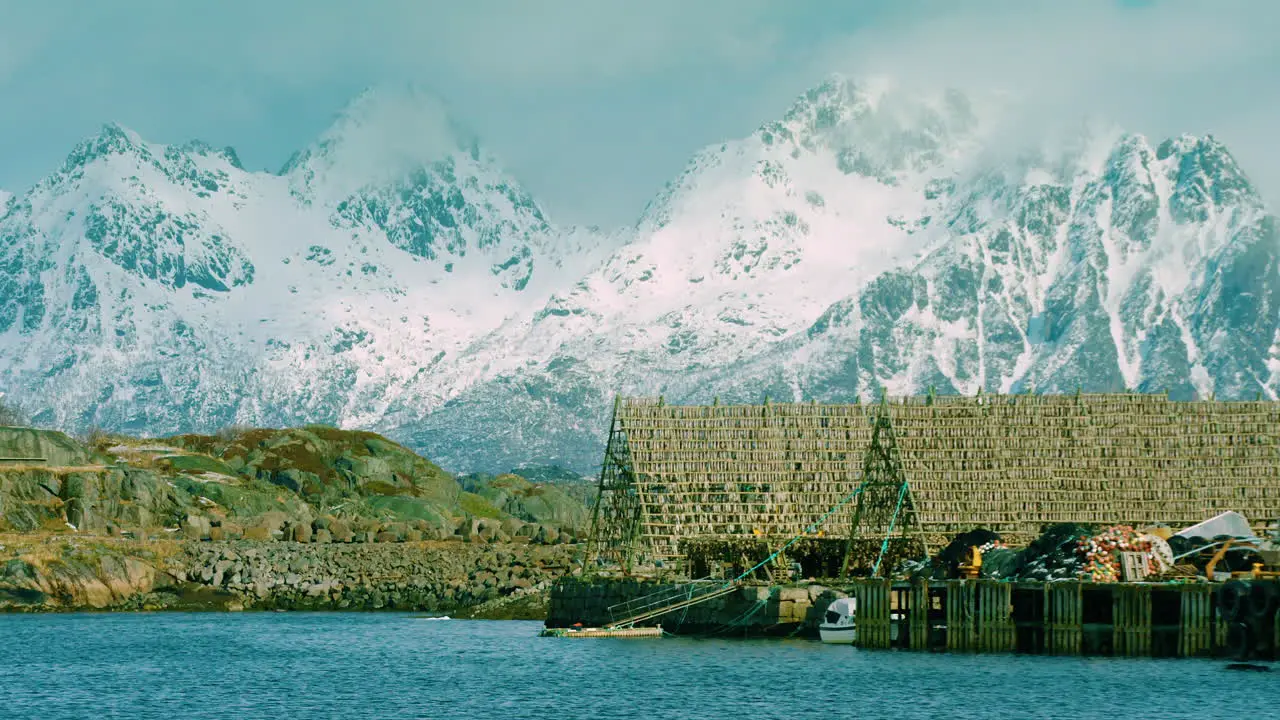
[1175,511,1252,540]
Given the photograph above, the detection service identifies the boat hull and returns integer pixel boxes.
[819,624,857,645]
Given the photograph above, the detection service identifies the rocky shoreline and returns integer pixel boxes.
[0,424,596,617]
[0,535,581,617]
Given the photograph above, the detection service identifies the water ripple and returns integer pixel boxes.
[0,613,1276,719]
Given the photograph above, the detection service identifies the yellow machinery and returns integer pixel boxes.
[1204,539,1280,580]
[958,546,983,579]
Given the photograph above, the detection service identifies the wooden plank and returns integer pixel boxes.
[978,581,1015,653]
[852,579,892,649]
[1178,584,1212,657]
[909,580,930,651]
[1113,584,1152,657]
[946,581,977,652]
[1045,582,1082,655]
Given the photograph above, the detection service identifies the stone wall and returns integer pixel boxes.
[178,540,577,612]
[0,537,582,614]
[547,577,847,636]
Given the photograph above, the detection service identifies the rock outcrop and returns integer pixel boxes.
[0,425,593,616]
[0,426,589,541]
[0,466,184,534]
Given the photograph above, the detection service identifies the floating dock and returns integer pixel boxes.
[540,626,663,639]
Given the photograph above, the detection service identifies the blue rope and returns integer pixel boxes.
[871,481,910,576]
[724,480,870,588]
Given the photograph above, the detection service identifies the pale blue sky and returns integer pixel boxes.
[0,0,1276,226]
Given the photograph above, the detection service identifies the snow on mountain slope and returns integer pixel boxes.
[397,77,1280,472]
[447,80,985,380]
[1,75,1277,473]
[750,130,1279,407]
[0,85,616,433]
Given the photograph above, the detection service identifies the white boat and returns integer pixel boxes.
[819,597,857,644]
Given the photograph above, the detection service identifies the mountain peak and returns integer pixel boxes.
[760,75,981,162]
[58,122,148,174]
[1153,132,1262,221]
[283,83,477,204]
[771,74,883,136]
[177,139,245,170]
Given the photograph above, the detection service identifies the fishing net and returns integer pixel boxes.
[1016,523,1094,582]
[978,548,1023,580]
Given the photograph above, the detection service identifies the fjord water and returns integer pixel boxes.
[0,614,1275,719]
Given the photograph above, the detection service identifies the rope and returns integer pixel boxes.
[724,479,871,588]
[644,481,880,639]
[671,582,695,630]
[871,481,910,577]
[619,481,874,635]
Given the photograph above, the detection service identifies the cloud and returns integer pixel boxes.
[820,0,1278,88]
[294,84,465,203]
[0,0,1276,225]
[0,0,783,90]
[0,4,74,82]
[811,0,1280,197]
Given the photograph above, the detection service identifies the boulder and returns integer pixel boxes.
[329,519,353,543]
[65,498,93,532]
[314,528,333,544]
[243,526,271,542]
[182,514,212,541]
[291,523,313,543]
[500,517,527,537]
[253,511,290,537]
[334,454,395,488]
[457,519,480,543]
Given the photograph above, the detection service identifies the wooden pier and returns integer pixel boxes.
[846,578,1279,660]
[547,576,1280,659]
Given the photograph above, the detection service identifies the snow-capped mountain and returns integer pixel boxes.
[1,76,1276,472]
[390,78,1280,471]
[0,84,616,435]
